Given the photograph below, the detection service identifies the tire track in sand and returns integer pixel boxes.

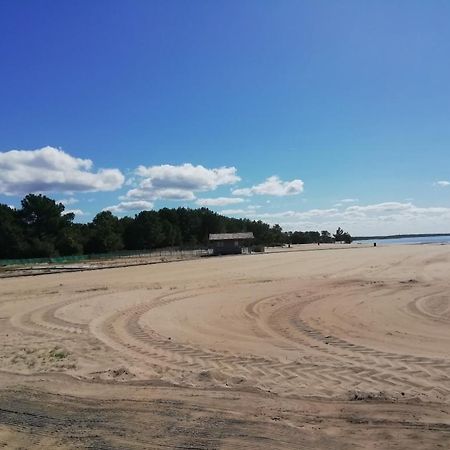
[90,288,449,399]
[261,291,450,400]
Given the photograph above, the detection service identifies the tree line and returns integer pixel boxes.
[0,194,352,259]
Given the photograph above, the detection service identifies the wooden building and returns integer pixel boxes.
[209,232,254,255]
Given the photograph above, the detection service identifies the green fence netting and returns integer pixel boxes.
[0,248,209,267]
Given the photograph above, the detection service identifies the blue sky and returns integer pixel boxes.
[1,0,450,235]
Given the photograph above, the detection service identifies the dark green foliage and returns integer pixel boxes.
[0,204,27,258]
[0,194,352,259]
[123,210,164,250]
[0,195,78,258]
[342,233,352,244]
[86,211,124,253]
[334,227,352,243]
[320,230,333,243]
[56,228,84,256]
[287,230,321,244]
[20,194,73,237]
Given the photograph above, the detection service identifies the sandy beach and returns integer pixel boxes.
[0,243,449,449]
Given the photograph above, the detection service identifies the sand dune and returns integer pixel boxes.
[0,244,449,448]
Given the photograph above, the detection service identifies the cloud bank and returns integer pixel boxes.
[236,202,450,236]
[103,200,154,214]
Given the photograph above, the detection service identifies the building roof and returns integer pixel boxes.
[209,232,254,241]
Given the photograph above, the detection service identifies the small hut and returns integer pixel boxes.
[209,232,254,256]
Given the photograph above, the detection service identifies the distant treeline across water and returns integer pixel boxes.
[354,234,450,245]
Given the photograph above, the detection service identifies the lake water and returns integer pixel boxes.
[354,235,450,245]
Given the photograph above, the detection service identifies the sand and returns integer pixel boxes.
[0,244,449,449]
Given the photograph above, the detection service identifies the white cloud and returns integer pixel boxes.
[219,205,261,215]
[124,163,240,202]
[436,180,450,187]
[125,176,137,187]
[123,187,196,201]
[0,146,124,195]
[136,164,239,189]
[196,197,245,207]
[57,197,79,206]
[65,209,85,217]
[232,176,304,197]
[103,200,154,214]
[335,199,358,207]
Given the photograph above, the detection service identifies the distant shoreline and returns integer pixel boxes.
[354,233,450,240]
